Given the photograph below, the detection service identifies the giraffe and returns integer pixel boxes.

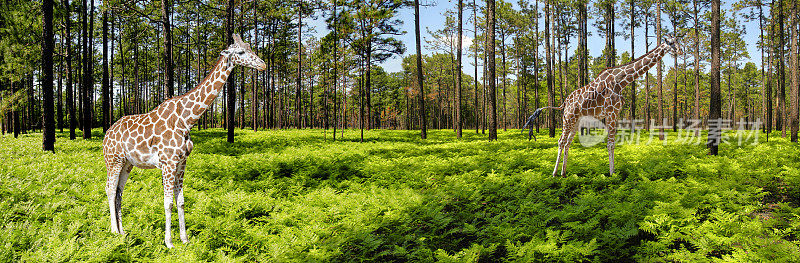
[523,35,682,177]
[102,34,265,248]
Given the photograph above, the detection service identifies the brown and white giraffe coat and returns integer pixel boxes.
[103,34,265,248]
[524,36,681,177]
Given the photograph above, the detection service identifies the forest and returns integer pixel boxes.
[2,0,800,261]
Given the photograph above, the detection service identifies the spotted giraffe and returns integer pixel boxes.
[103,34,265,248]
[523,36,682,177]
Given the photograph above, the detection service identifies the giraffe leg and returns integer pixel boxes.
[161,162,178,249]
[115,163,132,235]
[105,159,125,234]
[607,125,618,175]
[552,136,567,177]
[561,128,578,177]
[175,159,189,244]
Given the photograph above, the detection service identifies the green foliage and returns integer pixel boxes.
[2,129,800,261]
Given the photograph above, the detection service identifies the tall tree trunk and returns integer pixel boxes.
[82,0,93,139]
[162,0,173,98]
[709,0,721,155]
[487,0,497,140]
[415,0,426,139]
[656,0,664,140]
[13,81,20,138]
[500,26,507,131]
[694,0,701,136]
[366,43,372,131]
[102,10,109,132]
[473,0,479,134]
[778,0,786,136]
[760,2,769,135]
[65,0,76,140]
[791,0,799,142]
[42,0,55,151]
[629,0,636,125]
[333,0,338,139]
[226,0,236,143]
[296,2,303,129]
[673,19,678,132]
[252,6,259,131]
[545,0,555,138]
[579,0,588,87]
[605,0,615,68]
[456,0,463,138]
[534,0,540,132]
[58,20,64,133]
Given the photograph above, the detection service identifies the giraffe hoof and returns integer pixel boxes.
[165,242,175,249]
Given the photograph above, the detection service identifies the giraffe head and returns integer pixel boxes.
[222,34,266,71]
[664,34,683,56]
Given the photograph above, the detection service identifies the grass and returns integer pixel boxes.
[1,127,800,262]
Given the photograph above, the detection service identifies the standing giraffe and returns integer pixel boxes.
[103,34,265,248]
[523,36,681,177]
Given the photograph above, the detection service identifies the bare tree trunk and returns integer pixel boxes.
[415,0,427,139]
[487,0,497,140]
[102,10,110,132]
[791,0,799,142]
[473,0,479,133]
[456,0,463,138]
[65,0,76,140]
[545,0,555,138]
[296,2,303,129]
[534,0,540,132]
[778,0,786,136]
[694,0,701,136]
[226,0,236,142]
[656,0,664,140]
[709,0,721,155]
[162,0,173,98]
[630,0,636,125]
[81,0,93,139]
[42,0,55,151]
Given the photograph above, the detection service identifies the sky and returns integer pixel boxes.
[306,1,764,79]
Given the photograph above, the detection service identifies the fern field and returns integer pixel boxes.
[2,129,800,262]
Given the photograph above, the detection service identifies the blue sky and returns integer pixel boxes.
[307,1,763,79]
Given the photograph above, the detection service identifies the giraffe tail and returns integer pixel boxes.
[521,106,563,141]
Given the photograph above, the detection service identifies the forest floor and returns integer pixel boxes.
[2,128,800,262]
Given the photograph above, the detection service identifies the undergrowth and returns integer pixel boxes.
[1,128,799,262]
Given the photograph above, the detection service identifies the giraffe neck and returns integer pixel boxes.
[177,55,233,127]
[613,43,671,93]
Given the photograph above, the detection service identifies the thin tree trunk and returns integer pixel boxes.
[709,0,721,155]
[102,10,109,131]
[778,0,786,136]
[82,0,93,139]
[656,0,664,140]
[473,0,479,133]
[296,2,303,129]
[545,0,555,138]
[456,0,463,138]
[65,0,76,140]
[534,0,540,132]
[226,0,236,142]
[629,0,636,125]
[579,0,588,87]
[162,0,173,98]
[487,0,497,140]
[791,0,799,142]
[694,0,701,136]
[415,0,427,139]
[42,0,55,151]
